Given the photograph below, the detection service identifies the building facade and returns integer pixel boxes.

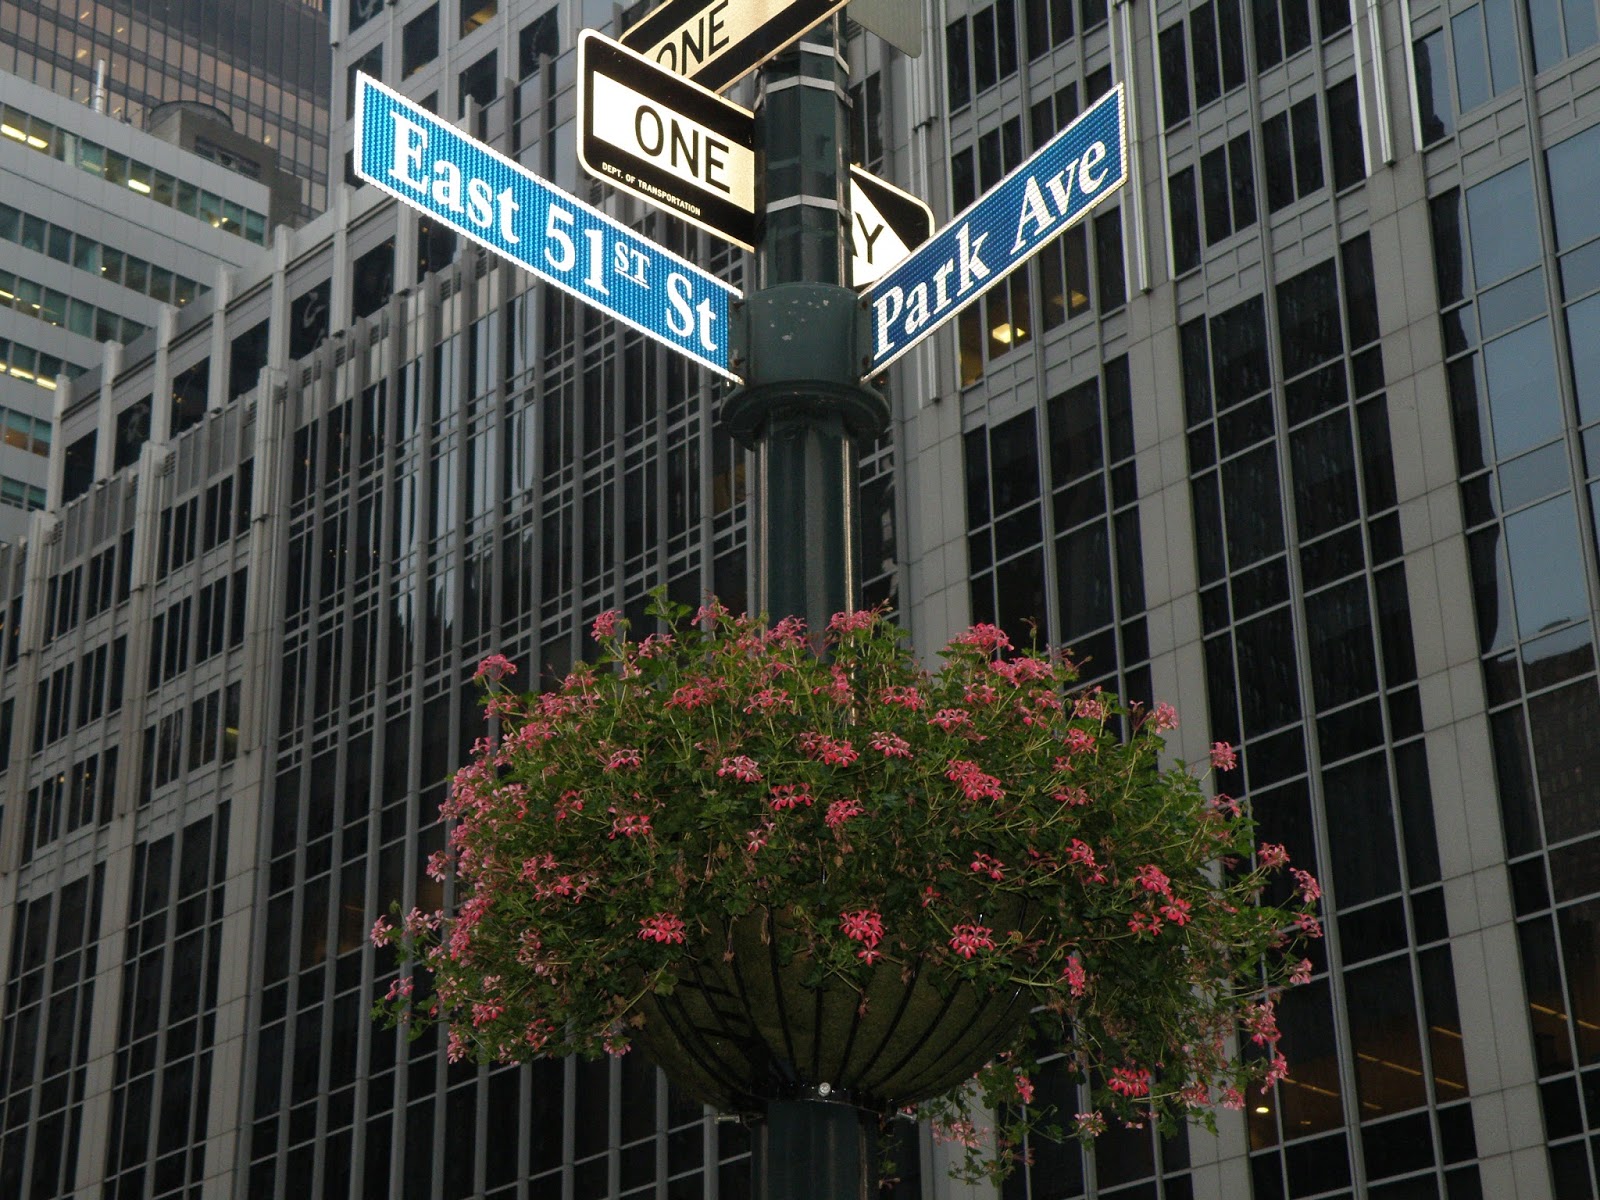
[0,0,1596,1197]
[0,0,332,216]
[0,70,278,544]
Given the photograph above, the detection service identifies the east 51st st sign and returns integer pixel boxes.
[352,73,740,379]
[864,84,1128,376]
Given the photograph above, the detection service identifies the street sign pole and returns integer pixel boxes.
[726,27,888,1192]
[723,22,888,646]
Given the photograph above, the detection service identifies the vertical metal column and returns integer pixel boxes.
[723,23,889,633]
[724,21,892,1200]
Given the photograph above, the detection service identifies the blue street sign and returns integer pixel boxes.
[863,83,1128,378]
[353,73,741,380]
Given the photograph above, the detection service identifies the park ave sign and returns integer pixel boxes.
[863,83,1128,376]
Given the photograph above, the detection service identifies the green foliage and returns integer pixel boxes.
[373,594,1319,1179]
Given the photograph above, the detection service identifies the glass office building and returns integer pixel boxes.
[0,0,331,215]
[1,0,1599,1196]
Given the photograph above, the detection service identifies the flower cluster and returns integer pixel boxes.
[373,594,1319,1181]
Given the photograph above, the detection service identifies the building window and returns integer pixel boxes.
[1023,0,1075,58]
[171,361,209,438]
[1326,78,1365,191]
[1527,0,1600,71]
[518,8,560,78]
[945,1,1019,108]
[1262,97,1324,212]
[229,320,270,402]
[1253,0,1315,69]
[1449,0,1521,113]
[849,73,884,172]
[461,0,497,36]
[403,5,440,77]
[1169,167,1203,274]
[346,45,382,119]
[1199,132,1257,245]
[1413,30,1455,145]
[353,240,396,320]
[63,432,96,503]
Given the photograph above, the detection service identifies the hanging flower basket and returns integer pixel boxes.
[373,596,1321,1177]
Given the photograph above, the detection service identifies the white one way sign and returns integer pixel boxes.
[863,84,1127,376]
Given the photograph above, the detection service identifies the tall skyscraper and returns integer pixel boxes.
[0,70,278,545]
[0,0,332,215]
[0,0,1597,1198]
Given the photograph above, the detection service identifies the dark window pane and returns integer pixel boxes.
[1414,31,1455,144]
[1324,752,1401,903]
[1264,113,1295,211]
[1291,97,1324,194]
[1254,0,1284,66]
[946,20,971,109]
[1282,0,1313,53]
[1170,168,1202,273]
[1528,678,1600,843]
[1290,412,1361,539]
[1202,147,1232,244]
[1229,132,1257,229]
[1160,24,1192,127]
[1467,163,1541,286]
[1452,9,1491,111]
[1483,319,1561,458]
[1327,79,1365,189]
[1192,3,1221,105]
[1219,0,1247,87]
[1234,607,1302,734]
[1504,494,1586,638]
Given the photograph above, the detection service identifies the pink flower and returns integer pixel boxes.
[1108,1066,1152,1098]
[839,908,885,948]
[370,917,394,947]
[1262,1053,1289,1089]
[1161,898,1194,926]
[1296,912,1324,939]
[1289,957,1314,986]
[638,913,687,944]
[880,685,925,709]
[609,812,652,839]
[693,599,729,624]
[1221,1087,1245,1110]
[948,923,995,959]
[555,790,584,820]
[1064,727,1097,755]
[1210,741,1237,771]
[829,609,876,633]
[743,688,792,713]
[666,682,713,709]
[1258,842,1290,869]
[1128,910,1164,937]
[1148,702,1179,731]
[1244,1001,1280,1046]
[447,1030,469,1062]
[969,851,1005,881]
[606,748,643,772]
[946,759,1004,802]
[1053,785,1091,806]
[800,731,859,766]
[745,821,774,854]
[951,624,1013,653]
[963,682,999,706]
[825,798,864,829]
[1074,1111,1106,1136]
[1073,692,1107,720]
[473,653,516,683]
[1134,864,1172,895]
[590,609,619,640]
[1015,1075,1035,1105]
[718,755,764,783]
[869,731,912,758]
[929,707,972,730]
[1212,793,1242,818]
[1062,953,1088,997]
[1292,868,1322,902]
[769,784,815,811]
[1068,839,1106,883]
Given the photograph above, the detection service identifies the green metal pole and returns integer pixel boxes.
[724,20,891,1200]
[723,21,888,634]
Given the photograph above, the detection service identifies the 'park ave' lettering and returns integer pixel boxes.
[863,84,1127,375]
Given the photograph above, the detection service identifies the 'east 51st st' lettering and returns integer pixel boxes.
[387,111,522,243]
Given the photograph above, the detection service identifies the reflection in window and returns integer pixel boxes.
[1504,496,1587,638]
[1482,319,1562,456]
